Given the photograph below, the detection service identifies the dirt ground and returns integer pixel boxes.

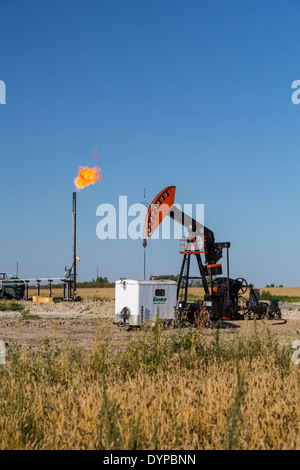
[0,298,300,353]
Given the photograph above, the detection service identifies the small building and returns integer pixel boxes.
[115,279,177,326]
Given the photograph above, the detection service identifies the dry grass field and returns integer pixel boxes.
[184,286,300,300]
[0,316,299,450]
[0,287,299,450]
[29,285,300,301]
[259,286,300,297]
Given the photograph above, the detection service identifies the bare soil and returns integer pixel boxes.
[0,299,299,351]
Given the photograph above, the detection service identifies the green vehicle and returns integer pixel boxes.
[0,273,25,300]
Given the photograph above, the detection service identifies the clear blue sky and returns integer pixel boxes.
[0,0,299,286]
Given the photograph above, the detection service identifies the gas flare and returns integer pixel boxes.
[74,166,102,190]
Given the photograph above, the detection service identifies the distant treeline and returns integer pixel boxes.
[152,274,179,281]
[77,276,114,288]
[152,274,216,287]
[34,274,220,289]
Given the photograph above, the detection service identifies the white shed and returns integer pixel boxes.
[115,279,177,326]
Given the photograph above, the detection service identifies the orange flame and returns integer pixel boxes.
[74,166,102,190]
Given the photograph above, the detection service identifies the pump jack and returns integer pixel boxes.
[143,186,281,321]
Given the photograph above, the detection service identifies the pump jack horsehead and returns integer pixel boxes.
[143,186,282,322]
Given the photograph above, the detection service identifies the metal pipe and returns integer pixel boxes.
[25,281,29,301]
[226,246,230,307]
[184,254,191,305]
[195,253,209,295]
[49,280,53,298]
[177,253,187,301]
[73,192,77,300]
[7,277,63,282]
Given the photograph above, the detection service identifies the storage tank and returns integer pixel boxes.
[1,275,25,300]
[115,279,177,326]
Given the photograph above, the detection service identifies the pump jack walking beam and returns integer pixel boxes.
[143,186,229,285]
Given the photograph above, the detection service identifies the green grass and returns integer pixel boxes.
[21,312,40,319]
[179,293,204,301]
[186,290,300,304]
[277,295,300,302]
[0,301,25,312]
[0,301,36,317]
[261,290,300,302]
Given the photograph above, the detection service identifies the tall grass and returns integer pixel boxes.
[0,318,299,450]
